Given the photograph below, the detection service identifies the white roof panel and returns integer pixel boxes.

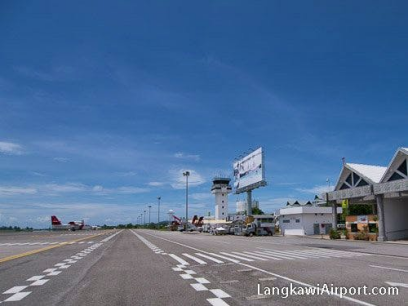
[346,163,387,184]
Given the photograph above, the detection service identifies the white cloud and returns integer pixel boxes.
[53,157,69,163]
[92,185,104,192]
[36,216,50,223]
[148,182,165,187]
[0,182,150,198]
[191,193,212,201]
[170,169,206,189]
[174,152,200,161]
[0,186,38,196]
[296,185,334,195]
[45,183,87,193]
[116,187,150,194]
[0,141,23,155]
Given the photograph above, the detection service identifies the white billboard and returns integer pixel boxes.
[233,147,265,193]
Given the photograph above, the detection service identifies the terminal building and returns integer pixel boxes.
[327,147,408,241]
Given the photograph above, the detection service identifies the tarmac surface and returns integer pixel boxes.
[0,229,407,305]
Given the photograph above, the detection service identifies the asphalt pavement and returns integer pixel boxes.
[0,230,407,305]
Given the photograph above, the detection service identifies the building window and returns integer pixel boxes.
[356,179,369,187]
[340,183,349,190]
[398,159,407,175]
[222,206,224,209]
[222,213,224,215]
[353,173,360,185]
[351,224,358,232]
[222,193,224,196]
[345,174,352,185]
[368,223,377,233]
[295,219,300,223]
[282,220,290,223]
[389,172,404,181]
[222,200,224,203]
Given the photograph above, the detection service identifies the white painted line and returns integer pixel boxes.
[289,250,332,258]
[54,263,66,267]
[271,250,325,259]
[3,286,28,294]
[207,253,239,263]
[59,265,71,269]
[43,268,57,273]
[182,253,207,265]
[177,264,186,269]
[26,275,45,282]
[47,271,62,276]
[195,253,224,264]
[231,252,267,261]
[258,250,304,260]
[30,279,49,286]
[238,262,376,306]
[172,267,183,272]
[237,269,252,272]
[370,265,408,273]
[210,289,231,299]
[184,270,196,275]
[195,277,210,284]
[142,231,377,306]
[219,252,254,262]
[385,281,408,288]
[169,254,190,266]
[180,273,194,279]
[101,230,124,242]
[4,292,31,302]
[191,283,208,291]
[207,297,230,306]
[262,250,308,260]
[248,251,283,261]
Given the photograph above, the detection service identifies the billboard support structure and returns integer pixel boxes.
[247,189,252,216]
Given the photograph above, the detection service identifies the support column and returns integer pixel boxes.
[247,190,252,216]
[376,194,387,241]
[332,201,338,231]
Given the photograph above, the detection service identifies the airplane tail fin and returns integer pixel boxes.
[51,215,61,225]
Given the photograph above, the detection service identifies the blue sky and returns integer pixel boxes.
[1,1,407,228]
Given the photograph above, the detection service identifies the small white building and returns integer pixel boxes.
[279,206,342,236]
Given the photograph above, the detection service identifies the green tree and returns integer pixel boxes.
[252,207,265,215]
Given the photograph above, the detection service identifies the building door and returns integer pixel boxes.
[313,223,320,235]
[324,223,332,234]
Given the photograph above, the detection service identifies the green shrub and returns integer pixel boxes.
[329,229,341,239]
[354,231,369,240]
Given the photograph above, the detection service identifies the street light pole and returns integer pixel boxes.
[183,171,190,230]
[148,205,151,224]
[157,196,161,224]
[144,210,146,225]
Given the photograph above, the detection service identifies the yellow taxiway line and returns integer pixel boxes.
[0,231,114,264]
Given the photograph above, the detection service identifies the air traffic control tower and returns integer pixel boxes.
[211,177,232,220]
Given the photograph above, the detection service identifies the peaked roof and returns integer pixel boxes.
[334,162,387,190]
[346,163,387,184]
[380,147,408,182]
